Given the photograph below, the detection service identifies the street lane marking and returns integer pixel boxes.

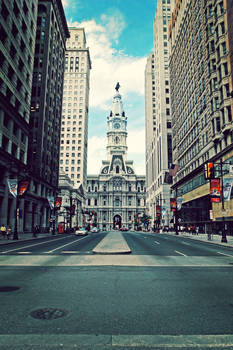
[217,251,233,258]
[1,236,70,254]
[45,236,89,253]
[181,241,190,246]
[175,250,187,257]
[17,252,31,254]
[154,241,160,244]
[62,251,77,254]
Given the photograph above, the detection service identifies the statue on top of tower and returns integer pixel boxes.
[115,82,120,92]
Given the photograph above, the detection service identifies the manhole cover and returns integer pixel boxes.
[0,286,20,292]
[30,308,68,320]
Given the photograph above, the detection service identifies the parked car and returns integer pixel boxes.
[74,227,88,236]
[91,227,100,233]
[120,227,128,231]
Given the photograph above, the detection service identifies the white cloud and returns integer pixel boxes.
[87,136,106,174]
[67,17,146,109]
[67,15,146,175]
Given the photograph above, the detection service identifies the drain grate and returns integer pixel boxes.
[30,307,68,320]
[0,286,20,292]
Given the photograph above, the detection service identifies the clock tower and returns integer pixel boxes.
[86,82,146,231]
[106,83,128,162]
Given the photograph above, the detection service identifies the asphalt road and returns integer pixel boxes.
[0,231,233,349]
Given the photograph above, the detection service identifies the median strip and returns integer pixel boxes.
[92,231,131,254]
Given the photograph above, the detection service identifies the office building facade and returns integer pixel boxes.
[60,27,91,190]
[145,0,175,229]
[169,0,233,232]
[0,0,38,230]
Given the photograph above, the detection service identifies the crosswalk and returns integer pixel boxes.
[0,254,232,267]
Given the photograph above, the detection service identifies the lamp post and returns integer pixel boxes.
[220,159,227,243]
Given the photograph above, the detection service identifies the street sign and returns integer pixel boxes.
[222,210,226,217]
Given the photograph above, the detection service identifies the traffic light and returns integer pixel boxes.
[205,162,215,179]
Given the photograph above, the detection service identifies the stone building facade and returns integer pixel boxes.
[169,0,233,232]
[86,87,146,231]
[60,27,91,190]
[145,0,175,229]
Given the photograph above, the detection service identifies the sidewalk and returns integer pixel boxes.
[0,232,56,246]
[163,230,233,248]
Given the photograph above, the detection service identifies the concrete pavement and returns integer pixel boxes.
[92,231,131,254]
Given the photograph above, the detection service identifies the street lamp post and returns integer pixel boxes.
[220,159,227,243]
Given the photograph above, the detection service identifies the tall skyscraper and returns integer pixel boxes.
[169,0,233,233]
[0,0,38,230]
[60,27,91,190]
[86,85,146,231]
[145,0,175,230]
[27,0,69,231]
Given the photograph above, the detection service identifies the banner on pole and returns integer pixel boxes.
[210,179,221,203]
[156,205,161,217]
[7,179,18,198]
[18,179,30,196]
[47,196,55,209]
[223,178,233,201]
[170,198,177,212]
[55,197,62,209]
[177,197,183,211]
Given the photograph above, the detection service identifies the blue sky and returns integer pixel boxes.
[62,0,157,174]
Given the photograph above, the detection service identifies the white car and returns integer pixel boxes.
[75,227,88,236]
[91,227,100,233]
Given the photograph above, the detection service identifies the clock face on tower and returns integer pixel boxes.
[113,122,120,129]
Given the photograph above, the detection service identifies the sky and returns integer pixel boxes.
[62,0,157,175]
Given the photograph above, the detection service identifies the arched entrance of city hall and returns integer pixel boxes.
[113,215,122,230]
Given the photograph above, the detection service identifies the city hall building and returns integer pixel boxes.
[86,86,146,231]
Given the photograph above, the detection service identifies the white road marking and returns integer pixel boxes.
[1,333,233,348]
[1,236,70,254]
[17,252,31,254]
[154,241,160,244]
[175,250,187,257]
[45,235,89,253]
[62,251,78,254]
[217,251,233,258]
[181,241,190,246]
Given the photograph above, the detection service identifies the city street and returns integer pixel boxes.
[0,231,233,349]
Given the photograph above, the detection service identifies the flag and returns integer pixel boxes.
[47,196,54,209]
[210,179,221,203]
[18,179,30,196]
[169,164,178,177]
[170,198,176,211]
[223,178,233,201]
[55,197,62,209]
[177,197,183,211]
[7,179,18,198]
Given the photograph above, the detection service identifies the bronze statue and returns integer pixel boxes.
[115,82,120,92]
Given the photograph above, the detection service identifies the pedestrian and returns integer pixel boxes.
[0,224,7,239]
[196,226,199,235]
[6,225,12,240]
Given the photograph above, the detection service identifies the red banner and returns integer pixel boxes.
[210,179,221,203]
[156,205,161,217]
[170,198,177,212]
[55,197,62,209]
[18,180,30,196]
